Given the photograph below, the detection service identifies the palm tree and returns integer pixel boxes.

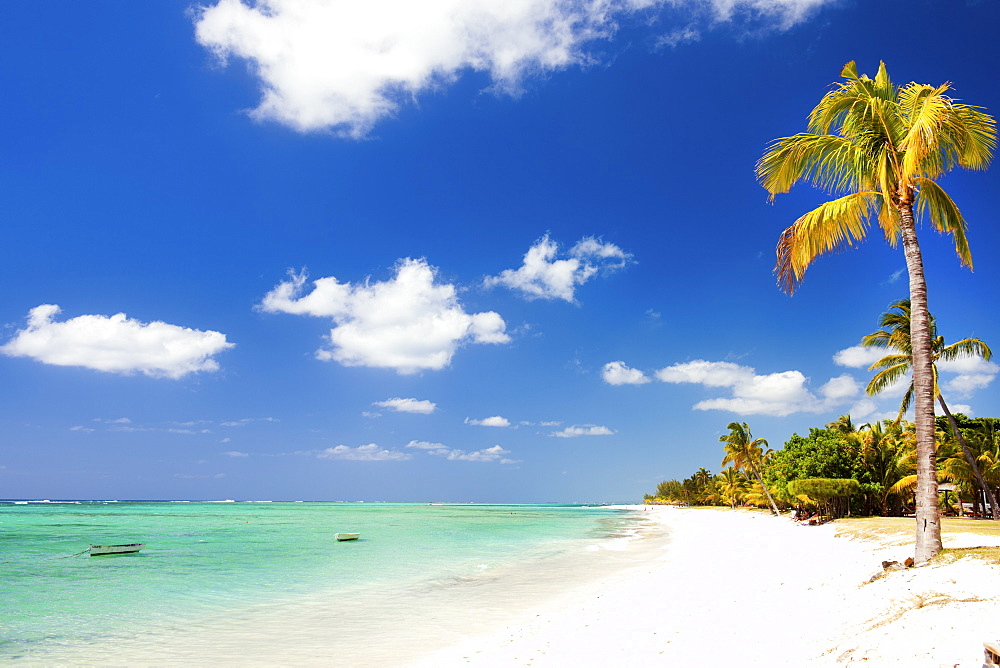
[720,422,780,515]
[757,61,996,561]
[863,299,998,520]
[716,467,748,508]
[858,420,913,516]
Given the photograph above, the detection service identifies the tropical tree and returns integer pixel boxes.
[862,299,998,520]
[857,420,913,516]
[756,61,996,561]
[716,467,749,508]
[720,422,780,515]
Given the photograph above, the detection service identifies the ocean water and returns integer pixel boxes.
[0,500,665,664]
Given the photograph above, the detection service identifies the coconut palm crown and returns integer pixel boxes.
[863,298,992,416]
[756,61,995,561]
[757,61,995,293]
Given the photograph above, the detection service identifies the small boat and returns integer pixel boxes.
[89,543,145,556]
[334,533,360,542]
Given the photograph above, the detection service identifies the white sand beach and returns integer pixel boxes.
[414,507,1000,667]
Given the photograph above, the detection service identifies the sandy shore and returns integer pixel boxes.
[412,506,1000,667]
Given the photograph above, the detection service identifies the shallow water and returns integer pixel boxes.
[0,501,666,664]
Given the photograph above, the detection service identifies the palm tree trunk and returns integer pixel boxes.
[748,461,780,515]
[939,396,1000,520]
[899,203,943,562]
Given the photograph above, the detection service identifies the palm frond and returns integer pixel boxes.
[945,103,997,171]
[757,134,864,197]
[914,177,973,268]
[866,364,910,396]
[774,192,878,293]
[938,337,992,362]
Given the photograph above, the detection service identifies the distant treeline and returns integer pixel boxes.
[645,414,1000,519]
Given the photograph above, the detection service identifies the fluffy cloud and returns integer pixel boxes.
[374,397,437,414]
[484,235,632,302]
[832,345,885,369]
[654,359,860,417]
[405,440,516,463]
[317,444,411,461]
[0,304,234,379]
[260,259,508,374]
[194,0,833,136]
[601,361,650,385]
[939,358,999,398]
[552,424,615,437]
[465,416,511,427]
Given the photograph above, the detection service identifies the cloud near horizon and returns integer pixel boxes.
[194,0,835,137]
[374,397,437,414]
[485,235,632,302]
[465,416,511,427]
[317,443,411,461]
[259,259,509,374]
[0,304,234,379]
[405,440,516,463]
[552,424,615,437]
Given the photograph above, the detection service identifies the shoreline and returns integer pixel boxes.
[412,506,1000,667]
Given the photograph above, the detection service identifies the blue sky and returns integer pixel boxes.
[2,0,998,502]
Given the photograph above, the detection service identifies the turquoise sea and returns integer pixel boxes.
[1,500,664,664]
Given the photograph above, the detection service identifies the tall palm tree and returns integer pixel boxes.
[863,299,998,520]
[720,422,780,515]
[757,61,996,561]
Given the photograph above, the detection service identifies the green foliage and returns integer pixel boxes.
[787,478,861,500]
[767,427,862,486]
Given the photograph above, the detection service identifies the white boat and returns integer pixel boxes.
[89,543,145,556]
[334,533,360,541]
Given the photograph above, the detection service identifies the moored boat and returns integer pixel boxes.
[89,543,145,556]
[334,533,360,541]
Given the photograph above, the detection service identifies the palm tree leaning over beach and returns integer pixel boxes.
[756,61,996,561]
[863,299,998,520]
[720,422,780,515]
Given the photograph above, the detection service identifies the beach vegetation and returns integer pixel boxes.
[646,415,1000,522]
[862,299,998,519]
[787,478,861,519]
[720,422,781,515]
[756,60,996,562]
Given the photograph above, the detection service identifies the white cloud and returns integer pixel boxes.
[223,450,249,457]
[819,374,860,402]
[832,345,886,369]
[405,440,449,451]
[317,443,411,461]
[194,0,833,137]
[601,360,650,385]
[405,439,516,463]
[374,397,437,414]
[260,259,509,374]
[465,416,511,427]
[655,359,754,387]
[484,236,632,302]
[657,359,860,417]
[940,357,999,398]
[0,304,234,379]
[552,424,615,437]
